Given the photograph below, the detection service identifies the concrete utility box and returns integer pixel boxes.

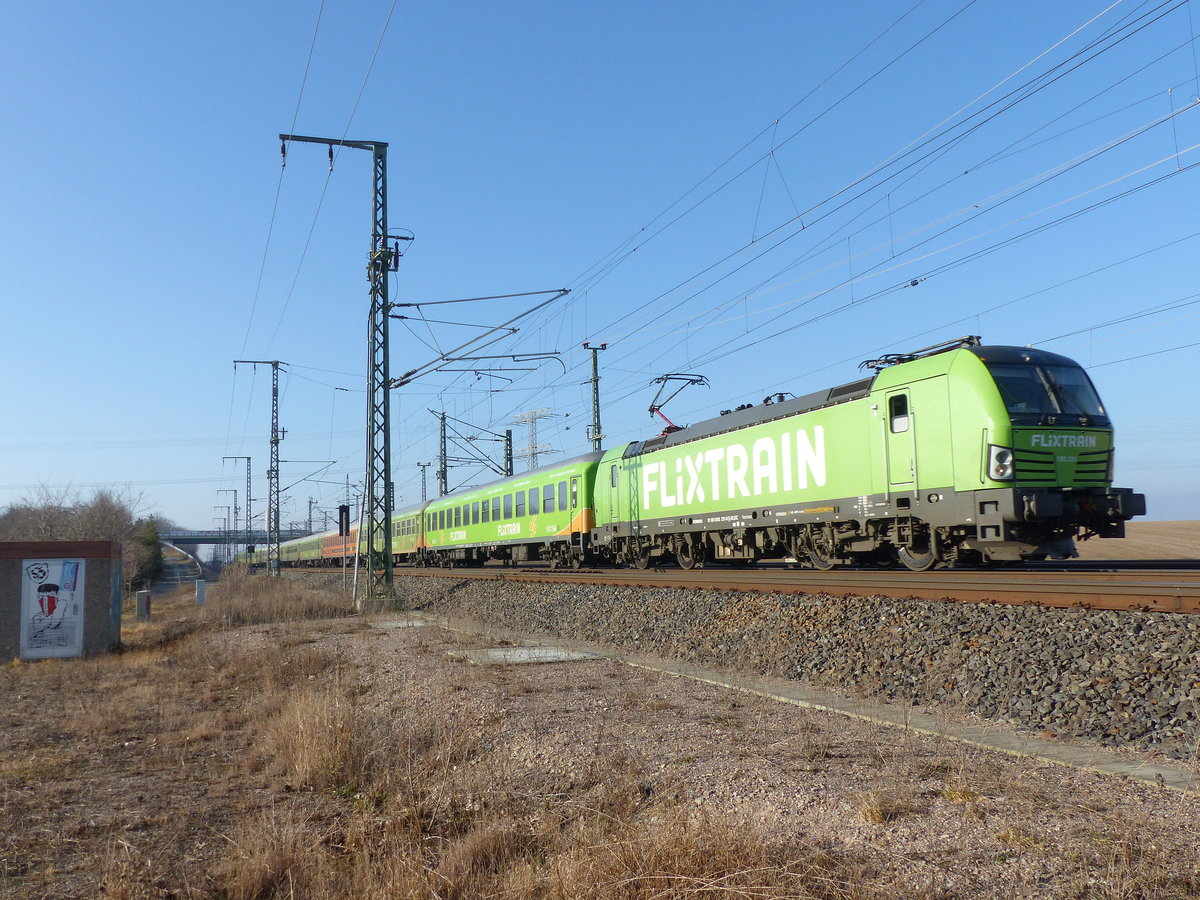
[0,541,122,661]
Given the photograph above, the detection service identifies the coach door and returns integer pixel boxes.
[569,475,580,523]
[885,391,917,492]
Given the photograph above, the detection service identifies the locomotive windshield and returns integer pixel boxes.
[985,362,1109,426]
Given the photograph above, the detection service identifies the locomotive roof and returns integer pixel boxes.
[966,345,1081,367]
[627,343,1087,457]
[629,374,877,456]
[424,450,606,504]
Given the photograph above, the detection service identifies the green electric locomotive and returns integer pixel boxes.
[589,337,1144,570]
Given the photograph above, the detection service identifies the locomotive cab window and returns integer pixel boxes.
[986,362,1109,425]
[889,395,910,433]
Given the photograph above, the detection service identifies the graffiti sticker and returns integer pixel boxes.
[20,558,86,659]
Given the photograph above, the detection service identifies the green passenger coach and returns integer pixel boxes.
[421,452,603,568]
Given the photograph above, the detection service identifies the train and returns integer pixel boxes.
[247,336,1145,573]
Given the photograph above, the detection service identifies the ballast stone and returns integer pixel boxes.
[331,573,1200,756]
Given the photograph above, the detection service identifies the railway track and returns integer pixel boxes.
[291,560,1200,613]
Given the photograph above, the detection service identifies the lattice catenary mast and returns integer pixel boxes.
[280,134,408,599]
[234,360,286,573]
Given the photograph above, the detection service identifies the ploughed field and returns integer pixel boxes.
[1074,520,1199,561]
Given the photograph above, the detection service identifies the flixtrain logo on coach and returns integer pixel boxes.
[641,427,826,507]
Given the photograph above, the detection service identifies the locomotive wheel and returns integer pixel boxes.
[897,545,937,572]
[806,527,838,571]
[631,545,652,569]
[808,547,836,570]
[676,539,699,570]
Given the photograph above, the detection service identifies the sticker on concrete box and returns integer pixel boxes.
[20,558,85,659]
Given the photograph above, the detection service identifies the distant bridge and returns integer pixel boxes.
[160,529,315,545]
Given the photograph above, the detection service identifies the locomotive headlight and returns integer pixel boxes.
[988,445,1015,481]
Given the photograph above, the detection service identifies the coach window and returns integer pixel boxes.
[471,502,479,525]
[491,498,500,520]
[889,395,910,433]
[528,488,538,515]
[481,500,490,523]
[453,507,461,528]
[515,491,525,517]
[543,484,555,513]
[503,494,513,519]
[463,504,470,526]
[558,480,567,510]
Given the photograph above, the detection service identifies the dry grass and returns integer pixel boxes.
[856,788,918,824]
[217,663,871,900]
[205,567,355,625]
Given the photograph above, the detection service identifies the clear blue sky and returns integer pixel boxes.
[3,0,1198,533]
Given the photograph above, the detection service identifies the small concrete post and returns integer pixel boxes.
[195,579,206,607]
[135,590,151,622]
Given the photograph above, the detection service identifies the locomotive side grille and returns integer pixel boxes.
[1014,448,1055,485]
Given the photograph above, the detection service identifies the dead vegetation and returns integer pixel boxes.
[2,574,1200,899]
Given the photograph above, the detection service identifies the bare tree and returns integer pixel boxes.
[0,486,164,590]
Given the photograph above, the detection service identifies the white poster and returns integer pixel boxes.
[20,558,85,659]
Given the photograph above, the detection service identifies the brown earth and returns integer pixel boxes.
[1074,520,1199,560]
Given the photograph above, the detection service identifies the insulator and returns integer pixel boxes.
[328,144,334,172]
[280,139,287,167]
